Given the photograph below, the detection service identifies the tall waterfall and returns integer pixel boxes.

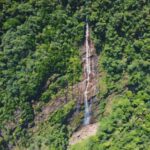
[84,23,91,125]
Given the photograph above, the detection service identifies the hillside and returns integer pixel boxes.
[0,0,150,150]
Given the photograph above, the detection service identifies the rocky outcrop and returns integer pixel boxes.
[34,97,67,125]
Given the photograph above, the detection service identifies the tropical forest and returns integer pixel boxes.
[0,0,150,150]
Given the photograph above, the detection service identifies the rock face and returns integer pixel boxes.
[34,97,67,125]
[70,25,98,126]
[73,28,98,105]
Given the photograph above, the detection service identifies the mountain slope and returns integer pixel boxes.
[0,0,150,150]
[79,0,150,149]
[0,1,85,149]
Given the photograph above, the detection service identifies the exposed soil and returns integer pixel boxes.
[69,123,98,145]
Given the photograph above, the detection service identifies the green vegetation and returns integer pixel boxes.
[0,0,83,149]
[70,136,99,150]
[85,0,150,149]
[28,101,75,150]
[0,0,150,150]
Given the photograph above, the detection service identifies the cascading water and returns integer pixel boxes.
[84,23,91,125]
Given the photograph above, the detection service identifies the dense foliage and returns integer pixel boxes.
[28,101,75,150]
[0,0,84,149]
[87,0,150,149]
[0,0,150,149]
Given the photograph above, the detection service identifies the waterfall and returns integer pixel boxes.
[84,23,91,125]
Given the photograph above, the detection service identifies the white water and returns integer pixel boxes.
[84,23,91,125]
